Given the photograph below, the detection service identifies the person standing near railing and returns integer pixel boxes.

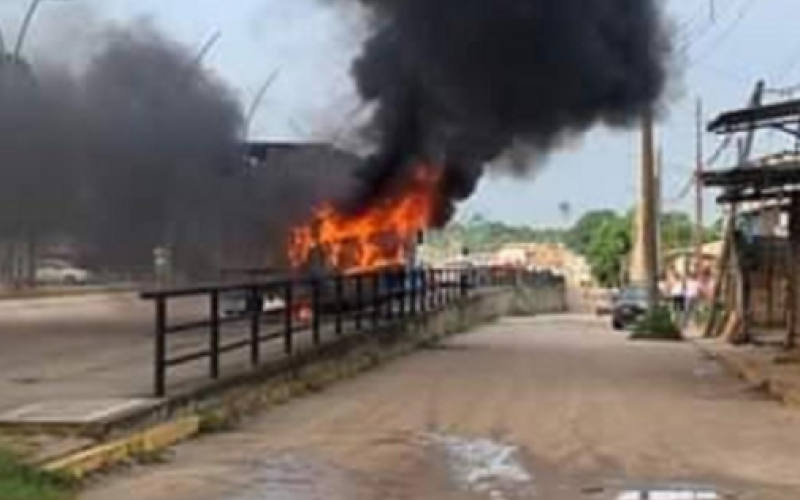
[683,275,700,329]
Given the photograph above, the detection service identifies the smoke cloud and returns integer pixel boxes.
[0,21,246,279]
[340,0,673,223]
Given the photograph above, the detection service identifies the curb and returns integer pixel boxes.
[42,416,200,479]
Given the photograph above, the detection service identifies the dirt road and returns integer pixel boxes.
[81,316,800,500]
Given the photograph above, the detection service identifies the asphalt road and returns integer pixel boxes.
[80,316,800,500]
[0,293,230,412]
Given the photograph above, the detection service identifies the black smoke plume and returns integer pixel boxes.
[0,22,246,280]
[343,0,672,223]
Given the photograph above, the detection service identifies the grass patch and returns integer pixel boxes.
[0,449,75,500]
[630,306,683,342]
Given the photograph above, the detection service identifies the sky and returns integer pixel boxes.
[1,0,799,228]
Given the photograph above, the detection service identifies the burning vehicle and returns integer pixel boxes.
[220,162,442,319]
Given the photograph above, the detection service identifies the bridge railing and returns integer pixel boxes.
[141,267,526,397]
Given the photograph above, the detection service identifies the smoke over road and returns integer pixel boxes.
[0,21,245,277]
[337,0,673,223]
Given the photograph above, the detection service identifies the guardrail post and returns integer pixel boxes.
[441,269,447,306]
[154,296,167,397]
[312,279,321,346]
[209,290,221,380]
[250,287,261,366]
[399,268,407,319]
[372,272,380,330]
[428,269,435,311]
[441,270,447,306]
[409,269,417,316]
[335,275,344,336]
[447,269,454,305]
[355,274,363,331]
[434,269,447,311]
[284,283,294,355]
[385,270,394,322]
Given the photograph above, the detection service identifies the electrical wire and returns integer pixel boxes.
[705,134,735,167]
[663,135,736,206]
[677,0,742,55]
[664,175,696,205]
[689,0,759,67]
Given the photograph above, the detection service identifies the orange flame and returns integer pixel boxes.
[289,163,442,274]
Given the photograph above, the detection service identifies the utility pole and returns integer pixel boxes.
[656,146,663,261]
[695,98,705,279]
[642,110,660,311]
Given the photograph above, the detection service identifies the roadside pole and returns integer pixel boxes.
[642,110,660,312]
[695,98,705,283]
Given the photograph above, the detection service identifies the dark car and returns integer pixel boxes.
[611,286,650,330]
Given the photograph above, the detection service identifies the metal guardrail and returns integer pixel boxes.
[141,267,528,397]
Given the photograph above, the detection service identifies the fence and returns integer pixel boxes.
[141,267,534,397]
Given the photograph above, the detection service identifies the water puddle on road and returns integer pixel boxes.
[221,434,733,500]
[423,434,732,500]
[423,433,536,500]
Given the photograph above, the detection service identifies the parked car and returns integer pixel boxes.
[35,260,91,285]
[611,286,650,330]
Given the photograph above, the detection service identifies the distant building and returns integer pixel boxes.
[493,242,593,286]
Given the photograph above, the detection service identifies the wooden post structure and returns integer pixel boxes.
[705,83,764,341]
[787,195,800,350]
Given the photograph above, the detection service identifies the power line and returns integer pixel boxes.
[677,0,741,56]
[705,134,735,166]
[665,175,696,205]
[664,134,735,206]
[689,0,759,67]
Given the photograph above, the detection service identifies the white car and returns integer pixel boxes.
[35,260,91,285]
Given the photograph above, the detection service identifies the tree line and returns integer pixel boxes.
[426,210,721,287]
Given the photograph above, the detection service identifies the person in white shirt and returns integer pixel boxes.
[670,279,685,315]
[683,276,700,327]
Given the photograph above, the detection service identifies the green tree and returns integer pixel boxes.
[585,215,632,287]
[425,213,567,254]
[660,211,694,252]
[565,210,619,255]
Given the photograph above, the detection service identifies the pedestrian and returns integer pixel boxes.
[670,278,685,317]
[684,275,700,328]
